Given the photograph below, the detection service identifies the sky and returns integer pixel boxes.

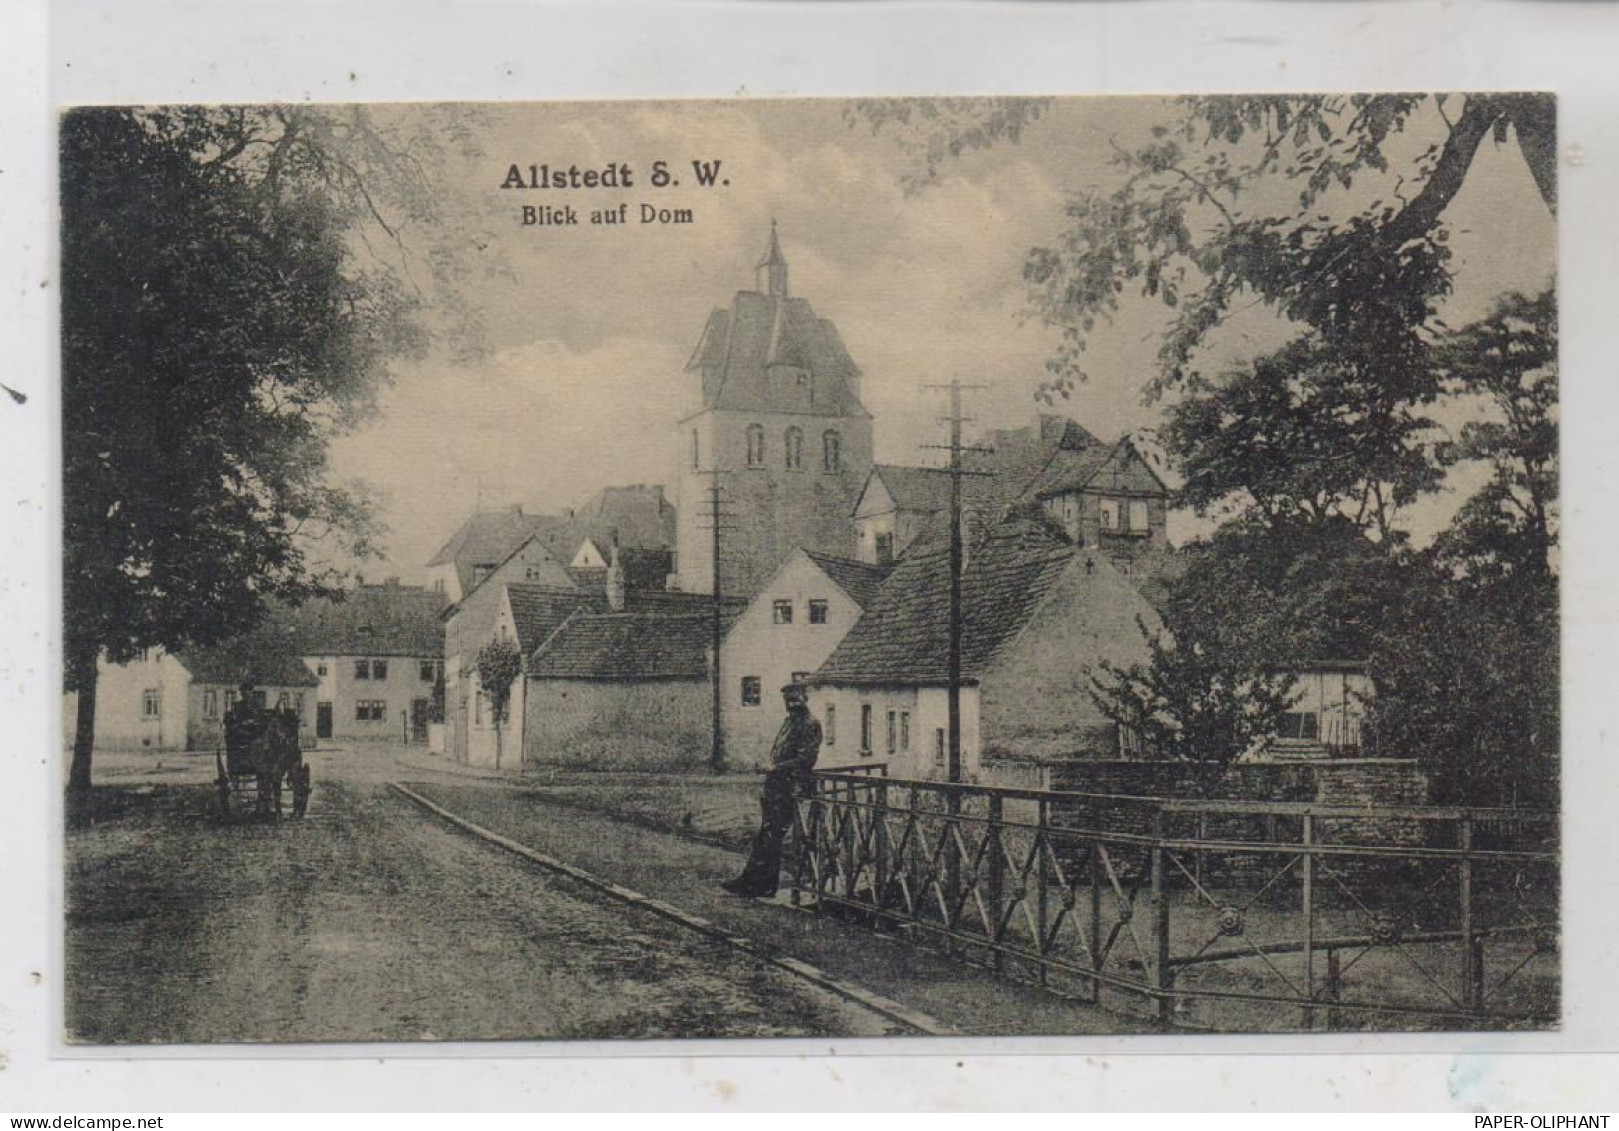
[322,97,1558,583]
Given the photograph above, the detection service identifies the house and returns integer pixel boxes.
[808,508,1162,779]
[1258,661,1375,760]
[1023,433,1171,563]
[425,505,575,602]
[522,611,715,770]
[281,580,447,743]
[851,414,1161,568]
[74,630,317,753]
[720,549,890,767]
[446,546,742,768]
[673,224,874,599]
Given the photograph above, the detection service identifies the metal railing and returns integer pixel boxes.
[787,770,1558,1032]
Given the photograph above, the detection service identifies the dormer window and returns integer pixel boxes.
[746,424,765,467]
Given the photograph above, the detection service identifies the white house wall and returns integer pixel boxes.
[721,552,867,768]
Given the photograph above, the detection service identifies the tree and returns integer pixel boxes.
[61,106,483,798]
[474,638,522,770]
[856,94,1555,403]
[1090,616,1297,765]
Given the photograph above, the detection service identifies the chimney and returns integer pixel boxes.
[606,539,626,612]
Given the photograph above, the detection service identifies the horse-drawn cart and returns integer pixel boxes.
[216,703,311,821]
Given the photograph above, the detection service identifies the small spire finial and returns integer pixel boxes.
[756,220,788,297]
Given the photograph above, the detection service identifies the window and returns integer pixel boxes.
[1100,498,1119,531]
[141,689,160,718]
[773,600,793,625]
[784,427,803,470]
[741,676,762,707]
[886,710,897,754]
[372,659,388,681]
[1278,712,1321,741]
[875,532,894,566]
[202,690,219,720]
[1129,499,1149,534]
[860,704,873,752]
[224,690,238,713]
[474,692,482,725]
[808,599,829,624]
[294,693,304,716]
[355,659,371,681]
[277,692,290,710]
[900,711,910,751]
[316,662,328,677]
[421,660,437,682]
[356,700,386,723]
[822,430,842,472]
[746,424,765,467]
[825,704,836,745]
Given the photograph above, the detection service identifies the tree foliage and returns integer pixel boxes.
[475,638,523,726]
[62,105,484,793]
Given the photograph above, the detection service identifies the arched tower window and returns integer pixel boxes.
[784,427,803,470]
[746,424,765,467]
[822,429,842,473]
[691,429,700,471]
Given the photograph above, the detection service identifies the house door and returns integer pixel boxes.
[316,702,333,739]
[410,698,430,743]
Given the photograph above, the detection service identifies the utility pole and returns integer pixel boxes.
[921,381,994,785]
[700,466,736,772]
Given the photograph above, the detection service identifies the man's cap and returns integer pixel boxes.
[781,683,809,699]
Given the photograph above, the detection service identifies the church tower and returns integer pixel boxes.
[674,224,874,598]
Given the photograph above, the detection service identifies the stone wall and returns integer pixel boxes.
[522,676,711,771]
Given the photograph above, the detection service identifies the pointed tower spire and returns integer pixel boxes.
[755,219,788,298]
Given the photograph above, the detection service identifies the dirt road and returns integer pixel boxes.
[65,747,897,1043]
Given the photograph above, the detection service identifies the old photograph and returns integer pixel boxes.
[60,94,1559,1042]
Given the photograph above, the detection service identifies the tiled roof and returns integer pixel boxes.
[282,584,445,658]
[811,509,1080,687]
[177,623,319,688]
[503,584,596,655]
[528,613,712,681]
[685,291,867,418]
[566,548,674,593]
[508,584,745,666]
[801,551,892,610]
[426,509,550,595]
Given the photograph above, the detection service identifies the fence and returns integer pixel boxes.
[788,766,1559,1032]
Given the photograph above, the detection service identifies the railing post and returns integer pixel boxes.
[1459,814,1480,1010]
[1037,798,1051,988]
[1301,812,1315,1030]
[987,793,1005,969]
[1325,947,1341,1031]
[874,779,890,918]
[843,780,857,903]
[1152,808,1173,1030]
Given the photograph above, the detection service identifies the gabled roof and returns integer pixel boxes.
[503,584,597,655]
[528,613,712,681]
[811,509,1080,687]
[1027,436,1171,500]
[801,551,892,610]
[567,548,674,594]
[427,509,551,595]
[509,584,745,666]
[176,623,319,688]
[684,290,868,418]
[282,583,445,658]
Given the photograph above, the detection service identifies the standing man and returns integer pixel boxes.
[722,683,822,898]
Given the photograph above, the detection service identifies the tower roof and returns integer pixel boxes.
[685,225,867,418]
[756,219,787,269]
